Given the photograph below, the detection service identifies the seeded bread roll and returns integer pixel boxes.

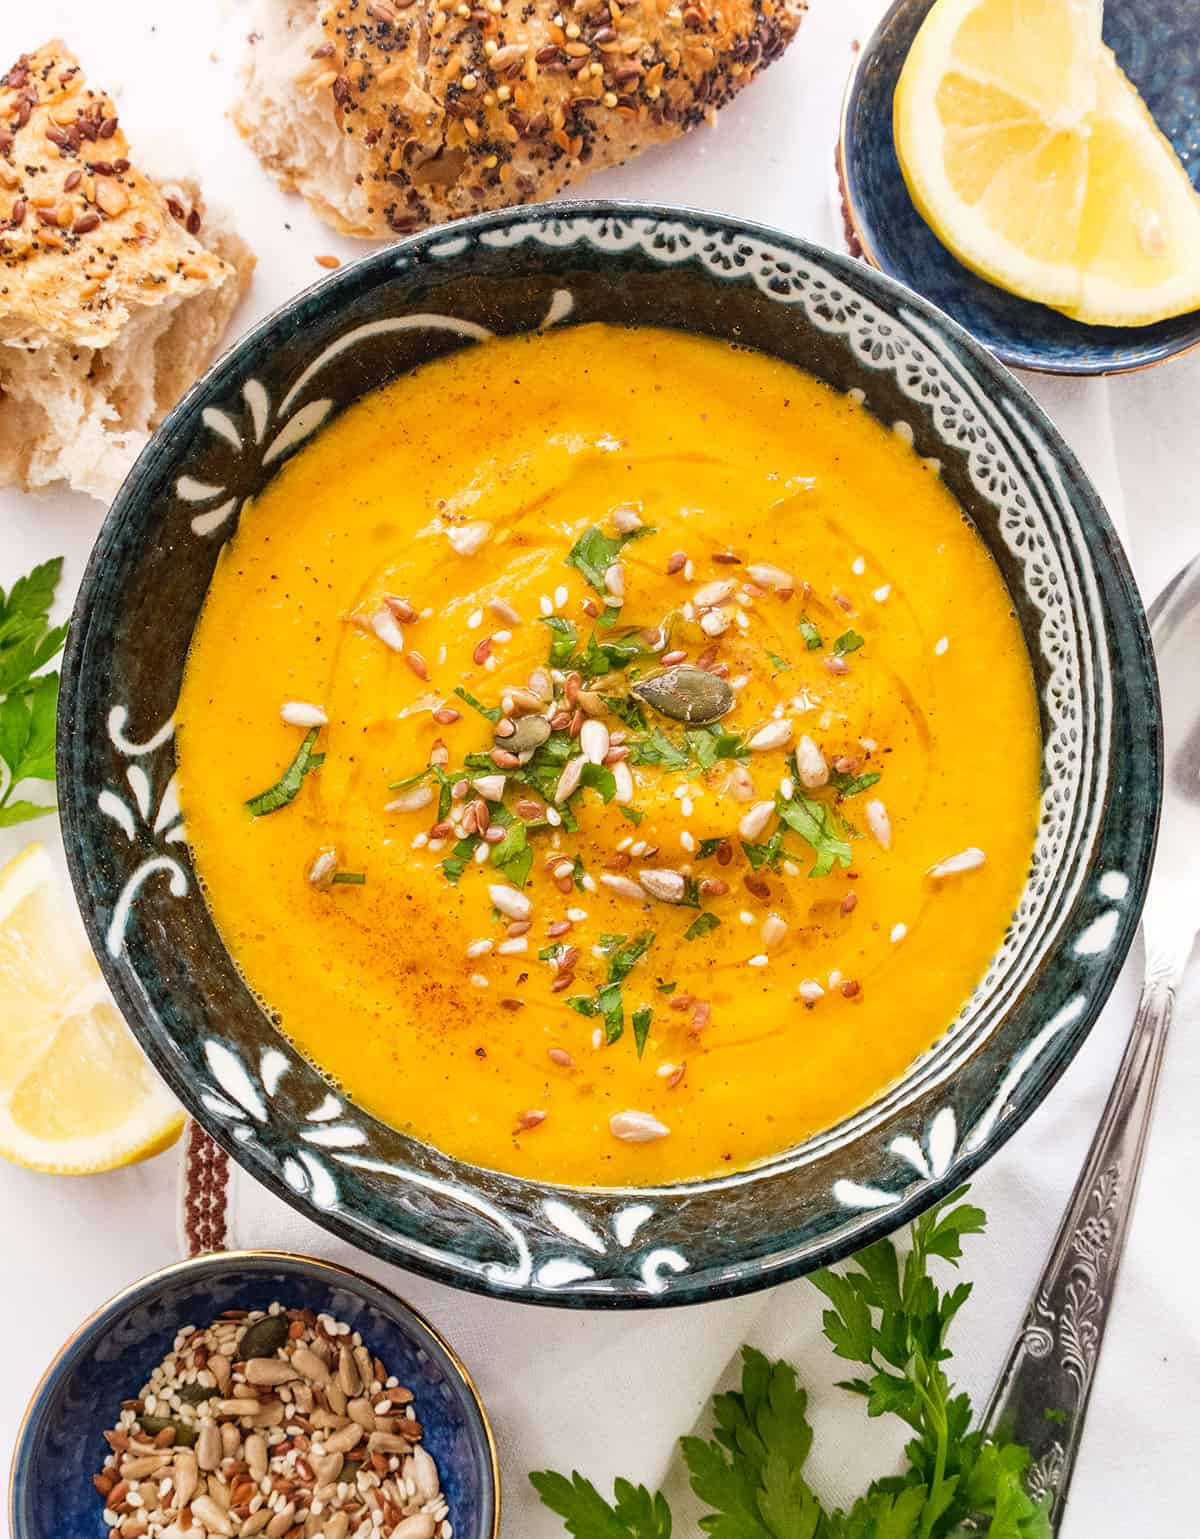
[0,43,255,502]
[235,0,806,237]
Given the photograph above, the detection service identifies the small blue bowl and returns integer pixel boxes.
[8,1253,499,1539]
[839,0,1200,374]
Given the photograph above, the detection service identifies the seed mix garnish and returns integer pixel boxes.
[93,1303,451,1539]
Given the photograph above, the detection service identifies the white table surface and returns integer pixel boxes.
[3,1,1199,1534]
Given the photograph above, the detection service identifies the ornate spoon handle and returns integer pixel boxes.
[982,956,1180,1527]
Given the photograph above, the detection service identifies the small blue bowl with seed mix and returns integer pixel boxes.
[9,1251,499,1539]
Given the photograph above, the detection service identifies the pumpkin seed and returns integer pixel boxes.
[138,1415,196,1447]
[502,714,551,754]
[237,1315,289,1360]
[176,1383,219,1406]
[631,665,733,724]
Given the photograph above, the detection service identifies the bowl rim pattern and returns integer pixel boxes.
[8,1249,501,1539]
[57,200,1162,1307]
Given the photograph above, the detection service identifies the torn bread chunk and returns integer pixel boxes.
[0,43,255,502]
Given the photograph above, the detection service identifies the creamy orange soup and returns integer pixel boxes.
[176,325,1040,1186]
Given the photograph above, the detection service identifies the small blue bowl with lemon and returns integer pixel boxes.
[839,0,1200,373]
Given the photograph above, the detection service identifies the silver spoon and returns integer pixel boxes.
[982,552,1200,1527]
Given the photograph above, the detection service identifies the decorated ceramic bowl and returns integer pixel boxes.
[839,0,1200,374]
[8,1251,499,1539]
[58,203,1160,1307]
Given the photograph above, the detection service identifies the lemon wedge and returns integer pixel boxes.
[894,0,1200,326]
[0,842,183,1173]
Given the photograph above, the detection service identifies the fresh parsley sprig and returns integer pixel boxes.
[246,728,325,817]
[531,1191,1051,1539]
[0,557,67,828]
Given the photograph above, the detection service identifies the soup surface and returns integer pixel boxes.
[177,325,1040,1186]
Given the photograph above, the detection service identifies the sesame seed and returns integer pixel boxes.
[470,973,489,988]
[539,595,553,616]
[873,584,891,602]
[497,937,528,955]
[467,608,483,629]
[554,583,569,608]
[934,636,949,655]
[680,797,693,817]
[466,938,493,958]
[747,953,769,967]
[567,907,588,921]
[739,910,755,925]
[891,923,908,943]
[681,830,696,852]
[851,556,866,575]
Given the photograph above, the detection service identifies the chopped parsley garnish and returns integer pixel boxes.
[490,820,533,886]
[578,763,617,803]
[568,931,655,1051]
[601,694,647,731]
[628,727,690,771]
[607,930,655,983]
[388,767,431,792]
[777,792,853,877]
[440,835,480,884]
[330,871,365,885]
[766,651,791,672]
[798,616,823,650]
[684,912,721,941]
[656,980,677,995]
[834,628,866,656]
[246,728,325,818]
[539,616,578,668]
[741,830,786,870]
[618,805,645,826]
[575,629,652,679]
[696,837,725,859]
[453,686,500,723]
[565,524,654,593]
[631,1006,653,1057]
[684,725,748,770]
[832,768,882,798]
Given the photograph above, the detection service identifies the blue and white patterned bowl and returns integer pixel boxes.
[839,0,1200,374]
[8,1252,499,1539]
[57,203,1160,1307]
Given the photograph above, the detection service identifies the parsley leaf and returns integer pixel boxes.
[834,629,866,657]
[490,820,533,886]
[529,1471,672,1539]
[696,837,725,859]
[331,871,366,885]
[631,1005,652,1057]
[684,912,720,941]
[618,805,645,826]
[440,835,480,884]
[246,728,325,817]
[766,651,792,672]
[798,617,823,651]
[454,686,500,723]
[684,725,748,771]
[629,727,689,771]
[776,794,853,877]
[601,695,648,731]
[565,524,654,593]
[578,763,617,803]
[0,558,67,827]
[540,616,579,668]
[607,930,655,984]
[832,769,882,799]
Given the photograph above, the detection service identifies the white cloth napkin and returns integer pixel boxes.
[182,375,1156,1536]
